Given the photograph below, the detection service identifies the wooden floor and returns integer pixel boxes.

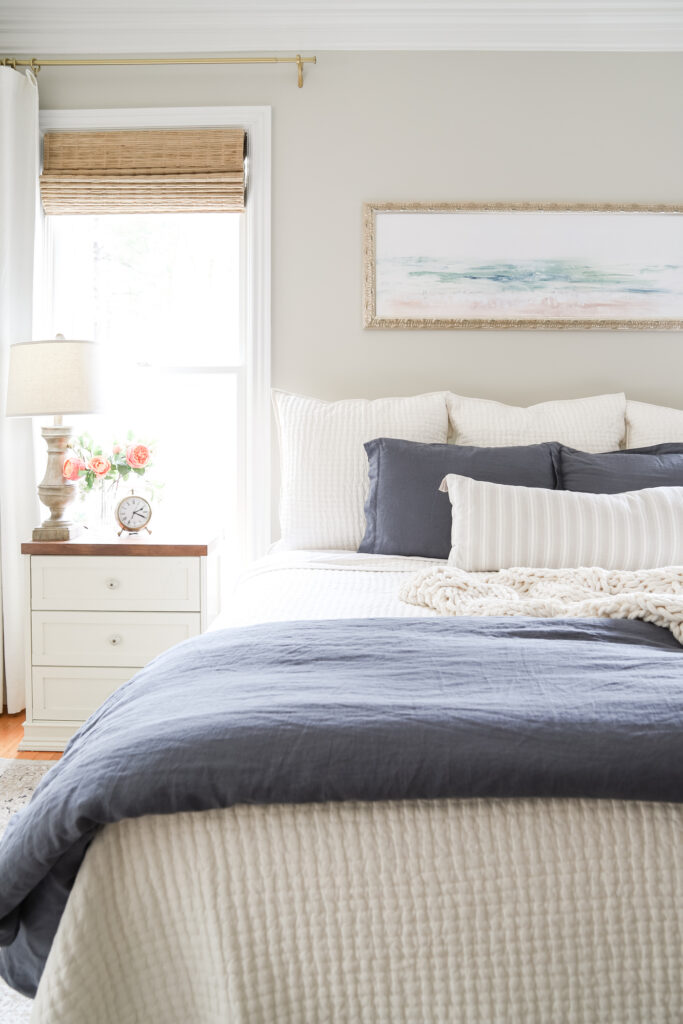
[0,711,61,761]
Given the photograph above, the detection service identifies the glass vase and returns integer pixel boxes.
[86,479,121,536]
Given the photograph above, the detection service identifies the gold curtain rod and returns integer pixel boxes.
[1,54,317,88]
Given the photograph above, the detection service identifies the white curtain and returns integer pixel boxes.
[0,68,40,713]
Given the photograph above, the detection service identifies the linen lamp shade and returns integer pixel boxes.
[6,338,102,417]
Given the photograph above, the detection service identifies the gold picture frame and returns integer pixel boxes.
[363,202,683,330]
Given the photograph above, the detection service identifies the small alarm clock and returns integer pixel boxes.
[116,492,152,536]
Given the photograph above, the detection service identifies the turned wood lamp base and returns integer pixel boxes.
[32,522,83,542]
[33,421,82,542]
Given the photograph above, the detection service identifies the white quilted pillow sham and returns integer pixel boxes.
[447,393,626,452]
[626,400,683,448]
[440,473,683,571]
[273,390,449,550]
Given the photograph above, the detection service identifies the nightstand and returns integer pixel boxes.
[20,535,222,751]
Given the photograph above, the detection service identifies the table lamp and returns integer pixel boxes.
[6,335,103,541]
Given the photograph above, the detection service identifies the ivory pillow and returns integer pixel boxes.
[440,473,683,571]
[273,390,449,550]
[626,400,683,448]
[447,393,626,452]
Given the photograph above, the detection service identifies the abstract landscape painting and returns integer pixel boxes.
[363,204,683,329]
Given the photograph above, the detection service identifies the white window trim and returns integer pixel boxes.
[38,105,272,560]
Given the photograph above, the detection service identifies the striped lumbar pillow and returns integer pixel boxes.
[440,474,683,571]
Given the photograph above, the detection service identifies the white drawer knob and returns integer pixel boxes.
[109,634,123,647]
[105,578,119,590]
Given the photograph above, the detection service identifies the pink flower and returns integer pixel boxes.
[112,444,122,455]
[89,456,111,477]
[126,444,150,469]
[63,457,85,481]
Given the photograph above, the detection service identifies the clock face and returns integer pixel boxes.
[116,495,152,531]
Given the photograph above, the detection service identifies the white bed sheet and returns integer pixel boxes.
[213,549,443,628]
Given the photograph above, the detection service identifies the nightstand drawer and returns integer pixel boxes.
[32,611,200,667]
[32,667,133,721]
[31,556,201,612]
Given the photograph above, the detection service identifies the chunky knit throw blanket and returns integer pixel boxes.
[400,566,683,644]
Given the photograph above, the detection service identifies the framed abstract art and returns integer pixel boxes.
[363,203,683,330]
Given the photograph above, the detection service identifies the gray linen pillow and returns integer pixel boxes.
[359,437,560,560]
[558,443,683,494]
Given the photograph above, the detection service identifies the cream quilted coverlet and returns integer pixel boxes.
[401,565,683,642]
[32,798,682,1023]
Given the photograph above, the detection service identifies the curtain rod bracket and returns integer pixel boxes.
[2,53,317,88]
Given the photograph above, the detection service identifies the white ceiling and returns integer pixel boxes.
[2,1,682,54]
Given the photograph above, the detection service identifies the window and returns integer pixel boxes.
[36,107,271,562]
[47,212,243,544]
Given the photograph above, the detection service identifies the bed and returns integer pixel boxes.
[213,549,442,624]
[1,390,683,1023]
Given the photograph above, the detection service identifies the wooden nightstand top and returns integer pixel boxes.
[21,534,219,557]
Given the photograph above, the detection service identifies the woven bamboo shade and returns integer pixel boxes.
[40,129,246,214]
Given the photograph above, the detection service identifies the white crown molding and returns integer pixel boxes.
[3,2,683,54]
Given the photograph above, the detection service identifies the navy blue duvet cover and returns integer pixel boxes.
[1,615,682,996]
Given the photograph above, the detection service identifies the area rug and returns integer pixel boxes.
[0,759,53,1024]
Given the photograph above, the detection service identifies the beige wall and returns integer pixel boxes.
[39,51,683,407]
[38,51,683,534]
